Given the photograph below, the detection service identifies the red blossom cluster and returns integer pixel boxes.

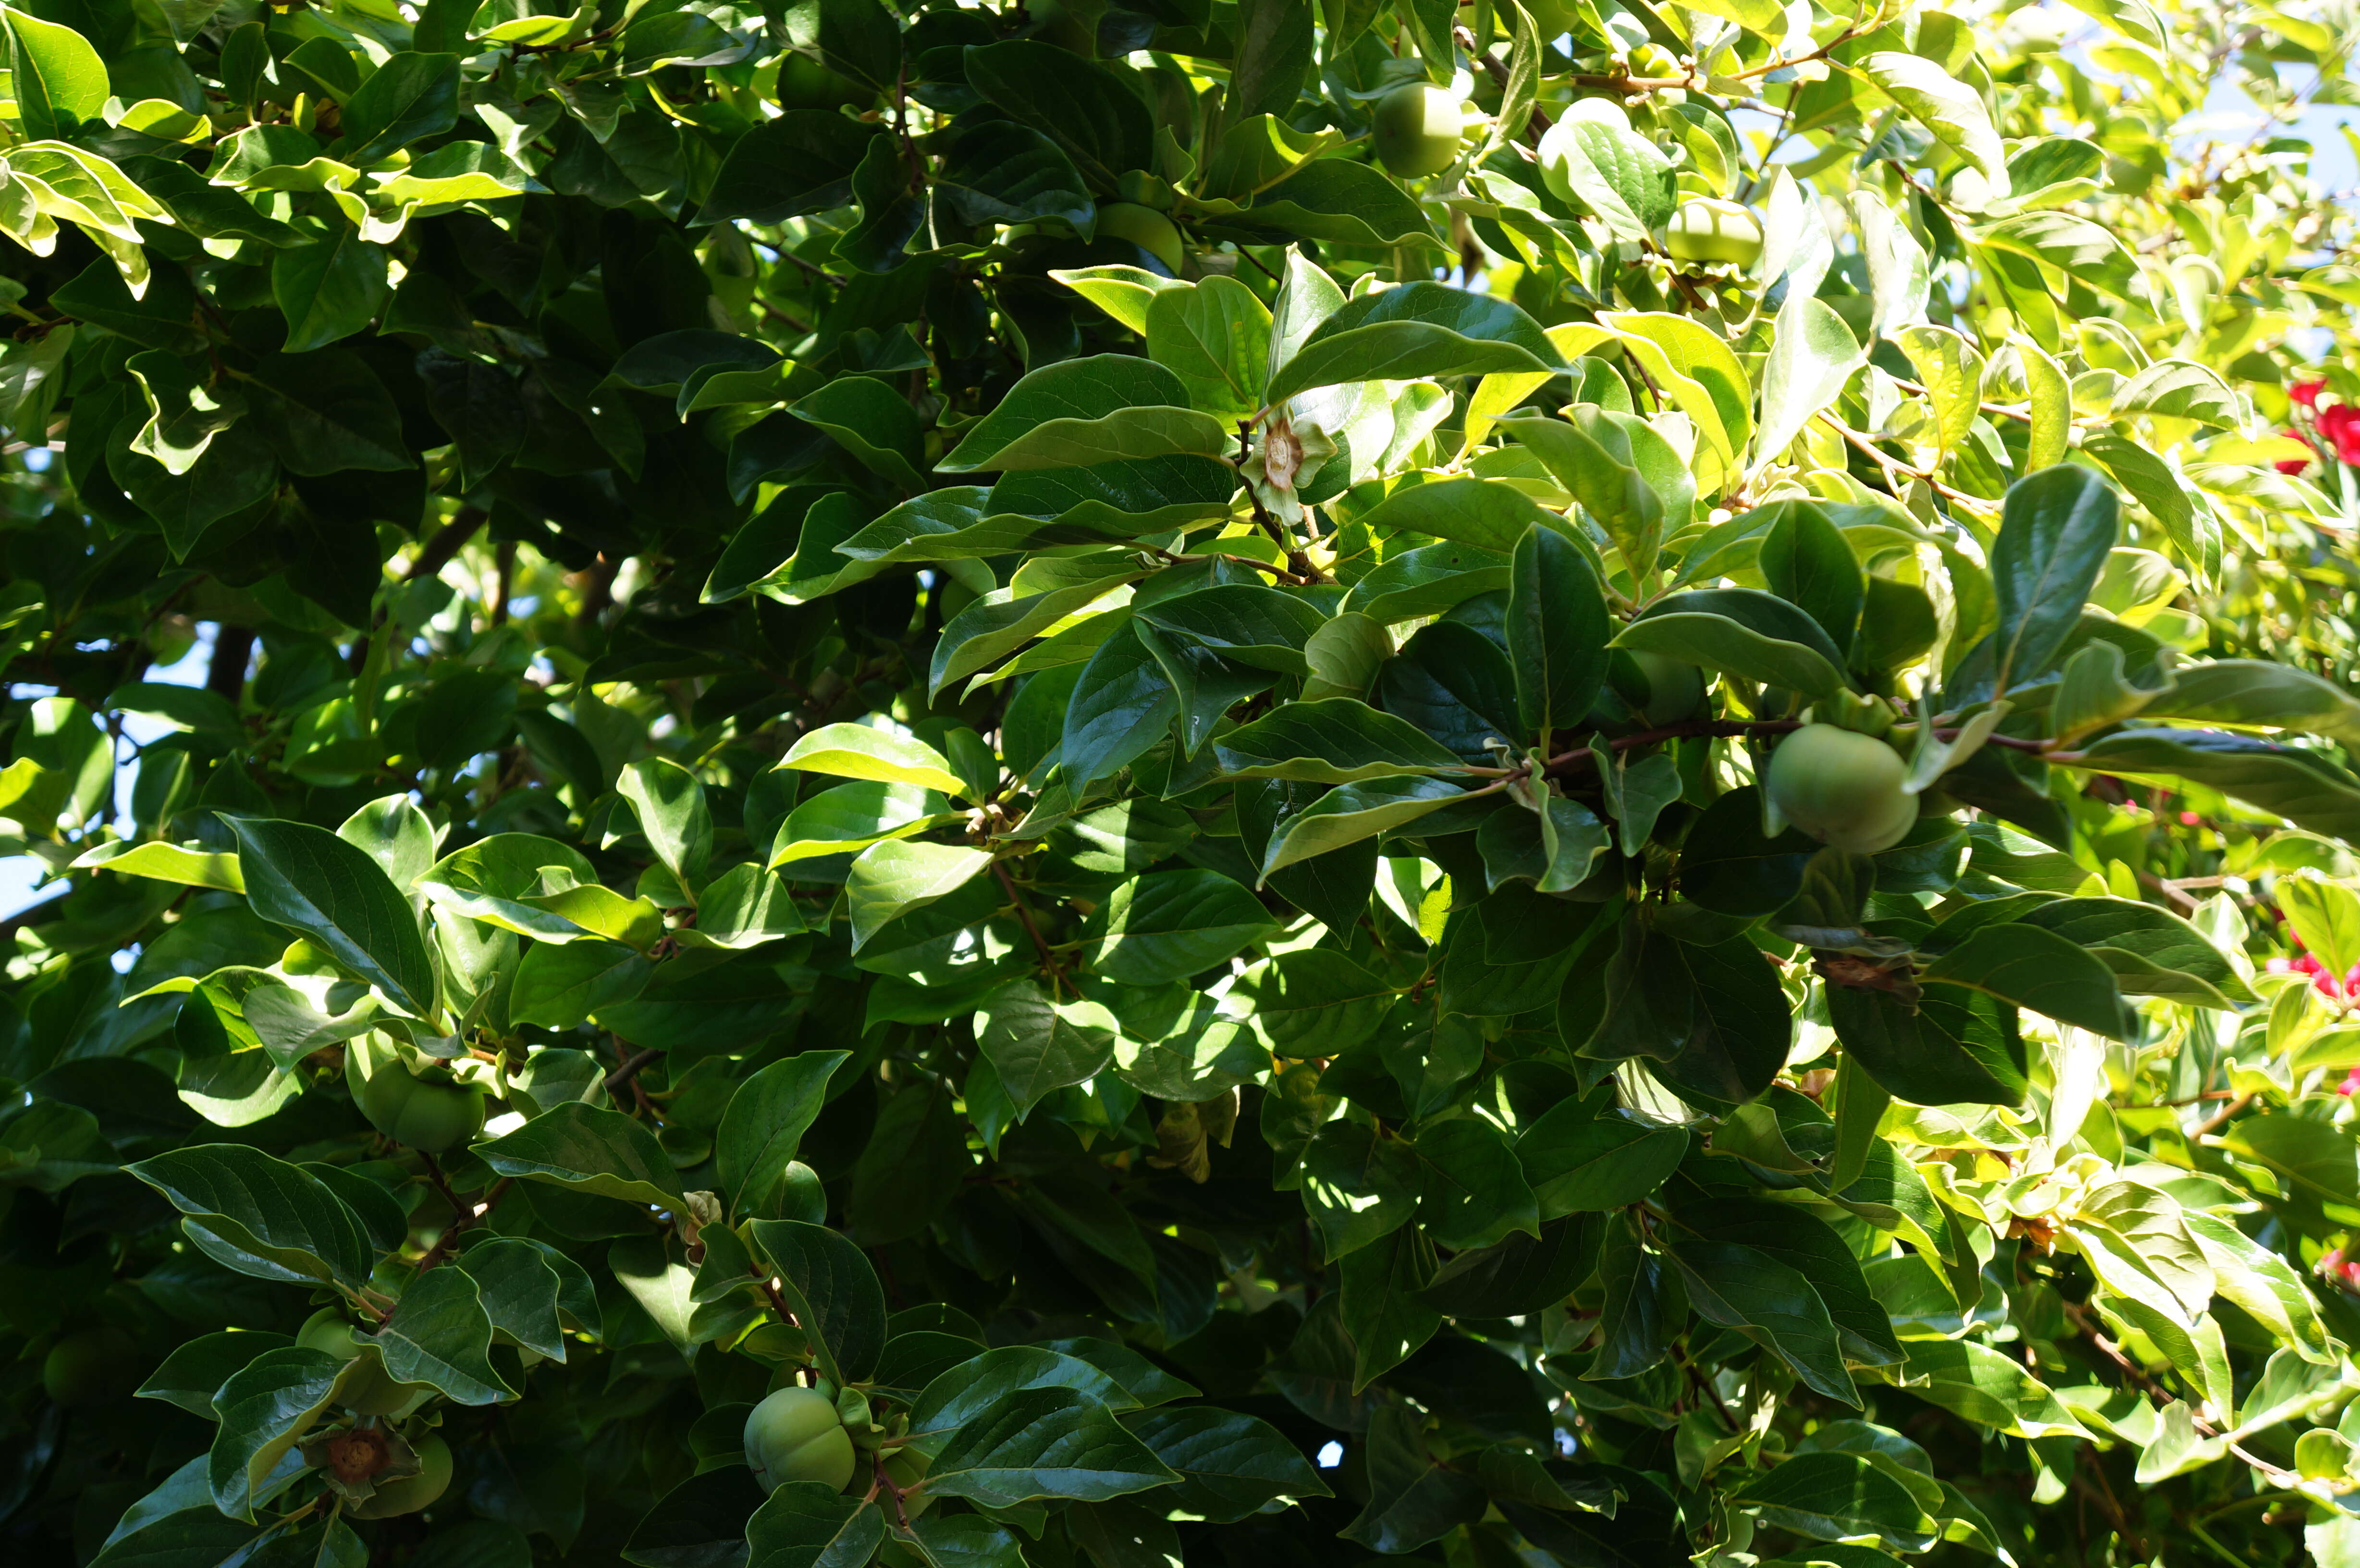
[2265,947,2360,1003]
[2283,379,2360,472]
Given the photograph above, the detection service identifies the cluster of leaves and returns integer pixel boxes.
[11,1,2360,1567]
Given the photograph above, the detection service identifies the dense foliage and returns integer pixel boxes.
[11,0,2360,1565]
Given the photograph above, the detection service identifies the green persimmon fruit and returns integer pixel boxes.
[42,1326,137,1406]
[1664,198,1763,267]
[884,1448,933,1517]
[347,1433,452,1519]
[1094,202,1185,274]
[770,53,870,111]
[2296,1428,2354,1482]
[1524,0,1580,36]
[1627,651,1707,727]
[1372,83,1465,179]
[298,1306,434,1416]
[345,1035,486,1153]
[298,1305,368,1360]
[1765,724,1918,853]
[745,1386,857,1493]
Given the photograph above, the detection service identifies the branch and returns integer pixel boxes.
[405,505,488,583]
[1544,717,1802,777]
[604,1047,664,1094]
[993,859,1063,984]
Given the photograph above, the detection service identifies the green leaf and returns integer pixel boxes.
[961,40,1154,190]
[477,1102,685,1211]
[2062,729,2360,842]
[1974,211,2139,302]
[1135,585,1328,676]
[1516,1103,1688,1218]
[1892,1338,2089,1438]
[2219,1114,2360,1216]
[939,120,1093,230]
[1987,466,2120,692]
[1826,984,2028,1107]
[207,1348,344,1520]
[510,939,653,1029]
[1302,1120,1422,1260]
[617,758,713,893]
[1261,776,1468,880]
[138,1331,295,1418]
[244,350,413,476]
[1339,1225,1442,1388]
[1210,698,1475,784]
[1854,52,2009,195]
[1919,923,2137,1040]
[769,781,958,868]
[745,1218,888,1385]
[1086,870,1278,985]
[717,1051,852,1218]
[1731,1453,1937,1552]
[1583,917,1789,1108]
[847,841,993,952]
[1679,786,1819,918]
[1414,1116,1540,1251]
[1501,514,1614,741]
[335,52,460,163]
[1238,159,1443,251]
[1123,1406,1331,1522]
[696,111,881,224]
[942,355,1193,472]
[1670,1237,1858,1406]
[418,834,651,946]
[784,723,971,798]
[227,824,434,1018]
[908,1347,1139,1442]
[1754,297,1866,468]
[1614,589,1849,700]
[128,1144,373,1288]
[746,1483,885,1568]
[1502,410,1685,581]
[2,5,107,138]
[1145,276,1273,417]
[1758,501,1865,659]
[975,980,1119,1116]
[1339,1400,1480,1550]
[1416,1217,1597,1317]
[1232,948,1395,1057]
[456,1236,570,1360]
[1535,98,1676,241]
[791,375,927,492]
[627,1468,771,1568]
[926,1387,1180,1508]
[1061,620,1180,792]
[375,1263,516,1405]
[272,227,391,355]
[1266,283,1563,404]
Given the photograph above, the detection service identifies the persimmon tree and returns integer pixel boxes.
[8,2,2360,1567]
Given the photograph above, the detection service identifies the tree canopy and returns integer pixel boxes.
[9,2,2360,1567]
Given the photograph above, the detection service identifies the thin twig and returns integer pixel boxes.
[2190,1091,2254,1139]
[993,860,1062,985]
[411,1173,514,1276]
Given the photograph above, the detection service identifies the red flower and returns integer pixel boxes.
[2319,402,2360,465]
[2293,379,2328,409]
[2278,429,2315,474]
